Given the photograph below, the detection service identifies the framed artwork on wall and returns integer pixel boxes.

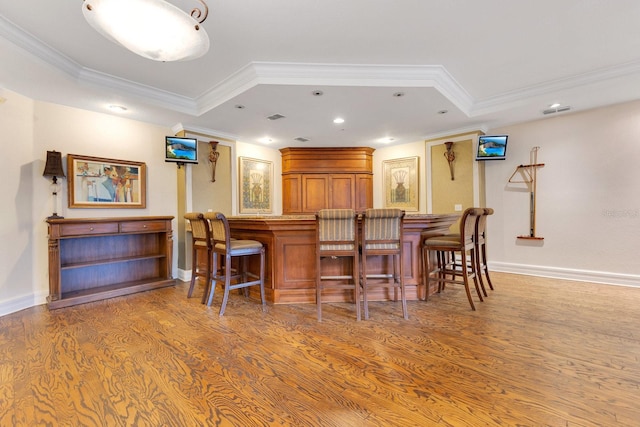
[239,157,273,214]
[383,156,419,211]
[67,154,147,208]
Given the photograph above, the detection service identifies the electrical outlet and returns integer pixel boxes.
[454,204,463,211]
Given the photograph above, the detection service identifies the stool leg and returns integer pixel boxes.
[259,249,266,312]
[187,245,198,298]
[460,250,476,311]
[219,254,232,316]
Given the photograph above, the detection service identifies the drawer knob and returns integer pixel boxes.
[89,227,94,231]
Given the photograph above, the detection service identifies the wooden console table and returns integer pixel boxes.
[46,216,175,309]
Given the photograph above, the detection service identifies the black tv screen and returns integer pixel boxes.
[476,135,508,160]
[165,136,198,164]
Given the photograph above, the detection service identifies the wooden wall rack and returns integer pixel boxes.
[508,147,545,240]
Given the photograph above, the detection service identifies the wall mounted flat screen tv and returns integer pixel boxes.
[476,135,508,160]
[165,136,198,164]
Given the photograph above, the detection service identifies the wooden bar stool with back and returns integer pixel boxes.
[203,211,266,316]
[360,208,408,320]
[184,212,212,303]
[315,209,361,321]
[422,207,485,310]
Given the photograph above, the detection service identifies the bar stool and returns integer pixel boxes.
[475,208,495,292]
[203,211,266,316]
[360,208,407,320]
[422,208,484,310]
[184,212,211,303]
[315,209,361,321]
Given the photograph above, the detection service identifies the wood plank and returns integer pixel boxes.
[1,272,640,426]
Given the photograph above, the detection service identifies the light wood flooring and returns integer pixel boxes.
[1,272,639,426]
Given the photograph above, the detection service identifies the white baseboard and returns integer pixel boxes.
[0,291,47,317]
[2,264,636,317]
[177,268,191,282]
[489,262,640,287]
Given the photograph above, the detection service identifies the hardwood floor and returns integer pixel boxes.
[1,272,639,426]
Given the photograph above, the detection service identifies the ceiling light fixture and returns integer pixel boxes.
[377,137,395,144]
[333,117,345,124]
[82,0,210,62]
[108,104,127,112]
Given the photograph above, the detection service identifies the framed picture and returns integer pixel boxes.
[383,156,419,211]
[239,157,272,214]
[67,154,146,208]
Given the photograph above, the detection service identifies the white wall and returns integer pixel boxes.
[0,89,38,314]
[486,100,640,285]
[0,90,178,316]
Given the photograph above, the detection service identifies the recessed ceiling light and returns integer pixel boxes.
[312,90,323,96]
[333,117,345,124]
[108,104,127,112]
[259,137,273,144]
[437,109,448,115]
[378,137,395,144]
[234,104,245,109]
[393,92,405,97]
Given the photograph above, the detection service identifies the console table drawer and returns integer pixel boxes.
[120,220,168,233]
[60,222,119,236]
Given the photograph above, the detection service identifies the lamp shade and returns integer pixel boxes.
[82,0,210,62]
[43,151,66,178]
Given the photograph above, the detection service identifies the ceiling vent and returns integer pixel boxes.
[266,113,286,121]
[294,137,310,142]
[543,106,571,115]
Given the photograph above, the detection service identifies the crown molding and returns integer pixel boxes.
[470,58,640,116]
[4,14,640,122]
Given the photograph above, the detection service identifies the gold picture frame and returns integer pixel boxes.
[383,156,419,211]
[239,157,273,214]
[67,154,146,208]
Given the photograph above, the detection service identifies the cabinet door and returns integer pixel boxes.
[329,174,355,209]
[355,174,373,211]
[282,174,302,214]
[302,175,329,213]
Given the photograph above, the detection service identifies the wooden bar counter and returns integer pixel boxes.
[227,214,458,304]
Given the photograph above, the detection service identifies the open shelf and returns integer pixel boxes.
[46,216,175,309]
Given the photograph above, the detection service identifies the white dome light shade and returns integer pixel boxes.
[82,0,210,61]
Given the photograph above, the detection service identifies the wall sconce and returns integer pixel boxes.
[43,150,66,219]
[443,141,455,181]
[208,141,220,182]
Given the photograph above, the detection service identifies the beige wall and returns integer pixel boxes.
[430,139,474,214]
[0,89,178,315]
[191,142,233,215]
